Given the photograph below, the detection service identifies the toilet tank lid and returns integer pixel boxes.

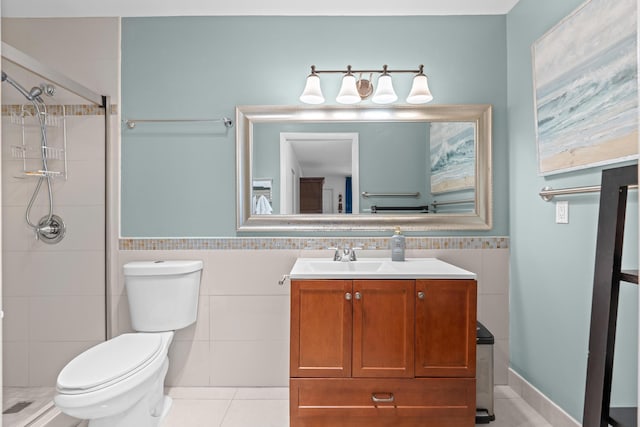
[124,260,203,276]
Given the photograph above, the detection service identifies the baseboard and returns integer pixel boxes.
[508,368,581,427]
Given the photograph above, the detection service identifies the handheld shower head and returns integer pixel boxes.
[1,71,52,102]
[29,86,43,100]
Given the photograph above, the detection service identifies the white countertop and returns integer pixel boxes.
[289,257,476,280]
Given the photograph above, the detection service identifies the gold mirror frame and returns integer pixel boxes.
[236,104,492,232]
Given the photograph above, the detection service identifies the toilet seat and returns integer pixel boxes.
[57,333,164,395]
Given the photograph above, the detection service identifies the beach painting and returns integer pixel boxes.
[430,122,475,194]
[532,0,638,176]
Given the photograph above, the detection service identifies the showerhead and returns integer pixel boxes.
[29,86,43,100]
[1,71,52,102]
[29,86,42,98]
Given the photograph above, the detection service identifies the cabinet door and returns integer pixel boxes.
[291,280,352,377]
[352,280,415,378]
[415,279,477,378]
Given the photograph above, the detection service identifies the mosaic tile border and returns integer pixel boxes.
[2,104,118,116]
[119,237,509,251]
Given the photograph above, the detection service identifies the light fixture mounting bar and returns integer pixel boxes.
[309,64,424,75]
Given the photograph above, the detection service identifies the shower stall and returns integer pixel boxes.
[1,34,112,426]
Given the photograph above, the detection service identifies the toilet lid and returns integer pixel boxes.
[57,333,164,392]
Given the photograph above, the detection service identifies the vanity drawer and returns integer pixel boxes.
[290,377,475,427]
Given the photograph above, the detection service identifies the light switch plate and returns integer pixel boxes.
[556,200,569,224]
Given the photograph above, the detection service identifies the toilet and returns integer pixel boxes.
[54,260,203,427]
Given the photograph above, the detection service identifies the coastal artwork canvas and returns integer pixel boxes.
[532,0,638,176]
[430,122,475,194]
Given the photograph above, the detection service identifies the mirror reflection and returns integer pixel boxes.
[237,105,492,231]
[252,121,475,215]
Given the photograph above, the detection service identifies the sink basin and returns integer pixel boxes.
[307,260,383,273]
[289,257,477,279]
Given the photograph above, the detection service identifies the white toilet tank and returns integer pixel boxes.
[124,260,203,332]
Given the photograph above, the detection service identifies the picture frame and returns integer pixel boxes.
[532,0,638,176]
[430,121,476,194]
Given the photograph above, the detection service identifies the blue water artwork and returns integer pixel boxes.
[430,122,475,194]
[532,0,638,175]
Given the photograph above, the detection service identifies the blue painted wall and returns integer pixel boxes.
[121,12,638,419]
[121,16,508,237]
[507,0,638,420]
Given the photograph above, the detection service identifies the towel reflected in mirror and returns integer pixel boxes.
[253,194,273,215]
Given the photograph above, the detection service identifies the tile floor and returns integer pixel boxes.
[1,385,555,427]
[161,386,553,427]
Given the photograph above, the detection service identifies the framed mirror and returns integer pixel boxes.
[236,104,492,232]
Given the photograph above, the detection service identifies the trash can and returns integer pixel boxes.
[476,321,495,423]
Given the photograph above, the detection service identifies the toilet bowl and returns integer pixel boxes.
[55,332,173,426]
[54,260,203,427]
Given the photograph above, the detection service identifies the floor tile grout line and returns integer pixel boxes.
[218,398,235,427]
[230,387,239,400]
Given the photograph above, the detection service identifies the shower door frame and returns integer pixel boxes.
[1,41,113,398]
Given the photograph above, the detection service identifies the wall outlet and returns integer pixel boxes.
[556,200,569,224]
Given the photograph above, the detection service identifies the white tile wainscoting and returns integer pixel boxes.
[114,242,510,388]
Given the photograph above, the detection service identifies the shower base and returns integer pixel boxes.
[3,387,86,427]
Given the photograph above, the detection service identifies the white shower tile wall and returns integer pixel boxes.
[116,237,510,387]
[1,113,106,387]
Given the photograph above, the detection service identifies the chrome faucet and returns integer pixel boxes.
[330,246,359,262]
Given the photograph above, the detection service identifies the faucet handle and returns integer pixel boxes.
[328,247,341,261]
[349,247,362,261]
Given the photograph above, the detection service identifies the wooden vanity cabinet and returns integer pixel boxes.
[290,278,477,427]
[290,280,352,378]
[352,280,415,378]
[415,279,477,378]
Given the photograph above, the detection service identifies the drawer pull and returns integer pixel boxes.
[371,392,395,403]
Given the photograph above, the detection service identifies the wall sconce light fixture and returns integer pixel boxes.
[300,64,433,105]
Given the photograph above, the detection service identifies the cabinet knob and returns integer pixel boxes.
[345,292,352,301]
[417,291,425,300]
[355,292,362,300]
